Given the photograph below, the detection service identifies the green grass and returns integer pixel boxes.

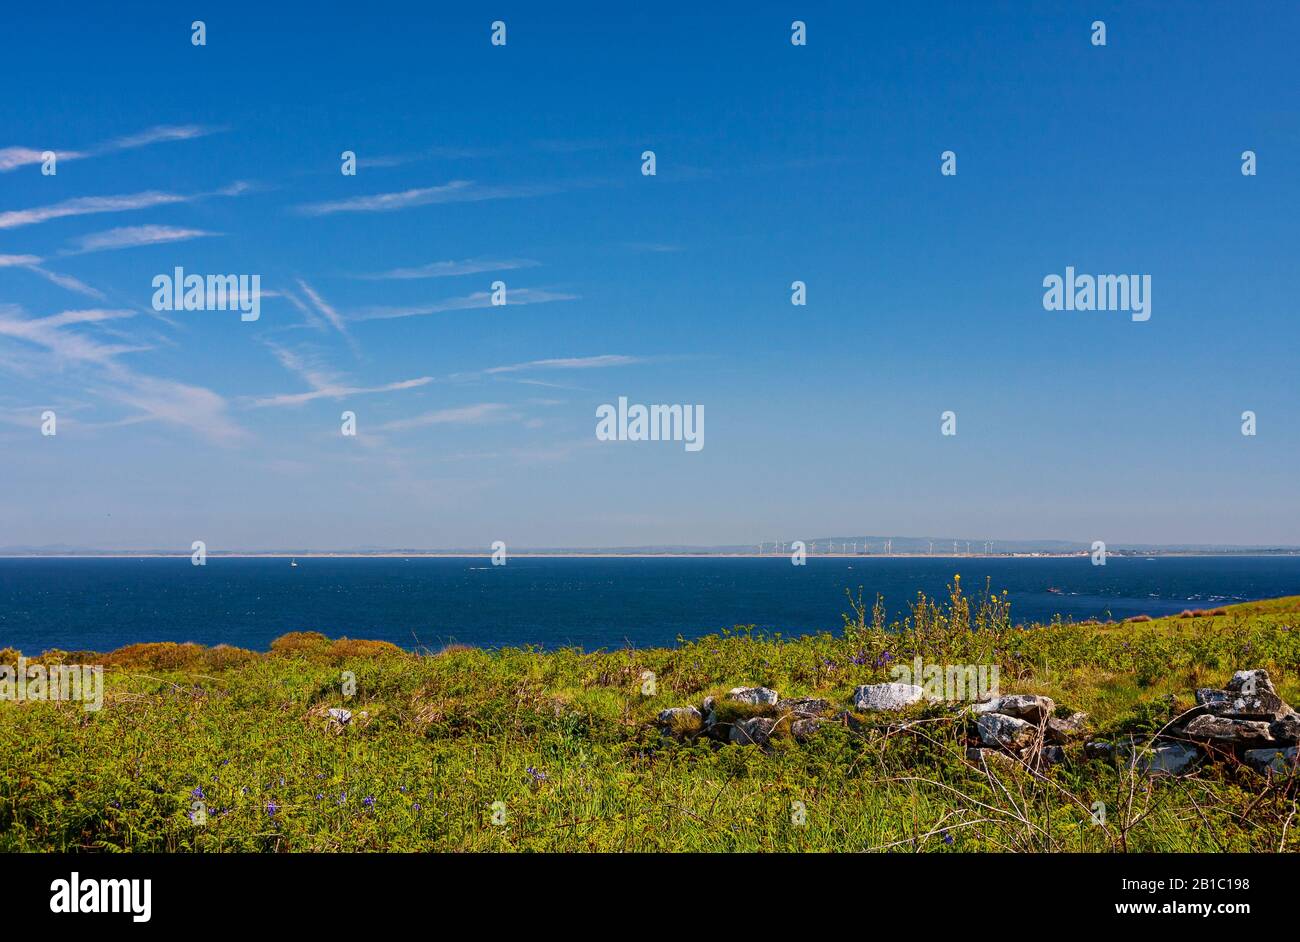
[2,578,1298,852]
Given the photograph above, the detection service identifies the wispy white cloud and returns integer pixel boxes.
[359,145,495,169]
[294,279,356,352]
[354,287,577,321]
[0,192,186,230]
[96,372,245,445]
[249,341,432,408]
[0,253,107,299]
[0,304,244,444]
[63,225,218,255]
[24,266,107,300]
[0,182,250,231]
[274,287,328,332]
[354,258,539,281]
[101,124,217,151]
[625,242,685,253]
[0,306,145,366]
[250,376,432,408]
[0,146,84,172]
[484,354,645,375]
[294,180,557,216]
[0,124,220,173]
[377,403,515,432]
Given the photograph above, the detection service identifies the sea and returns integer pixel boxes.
[1,555,1298,654]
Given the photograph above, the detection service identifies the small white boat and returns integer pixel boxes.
[290,558,298,568]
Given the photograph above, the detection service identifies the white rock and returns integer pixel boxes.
[973,694,1055,723]
[1184,714,1274,744]
[853,683,924,712]
[729,716,776,746]
[726,686,779,706]
[976,713,1037,750]
[657,706,702,727]
[1046,712,1088,744]
[1133,742,1200,776]
[1228,669,1276,694]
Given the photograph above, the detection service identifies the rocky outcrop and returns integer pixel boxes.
[729,716,776,746]
[657,706,703,737]
[726,686,779,706]
[777,697,832,718]
[976,713,1039,750]
[1244,746,1298,775]
[648,666,1292,780]
[655,684,837,747]
[1183,714,1274,746]
[966,695,1085,768]
[1270,712,1300,742]
[1194,669,1288,721]
[974,694,1055,724]
[1177,668,1298,764]
[1134,742,1201,776]
[790,717,824,741]
[1086,668,1297,776]
[1046,712,1089,744]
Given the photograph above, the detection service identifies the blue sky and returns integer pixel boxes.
[1,1,1297,550]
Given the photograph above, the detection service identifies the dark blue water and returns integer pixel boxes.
[1,556,1298,654]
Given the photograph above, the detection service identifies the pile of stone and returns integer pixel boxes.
[657,681,1090,759]
[967,694,1088,768]
[654,669,1298,779]
[1067,669,1297,777]
[1158,669,1296,775]
[657,686,834,747]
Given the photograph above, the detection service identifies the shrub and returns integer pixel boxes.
[269,631,332,657]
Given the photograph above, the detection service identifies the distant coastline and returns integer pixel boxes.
[4,551,1299,560]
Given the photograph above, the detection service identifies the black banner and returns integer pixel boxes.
[0,852,1280,927]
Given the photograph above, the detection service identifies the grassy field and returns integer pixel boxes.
[2,578,1298,852]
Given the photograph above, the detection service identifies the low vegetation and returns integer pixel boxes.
[2,578,1298,852]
